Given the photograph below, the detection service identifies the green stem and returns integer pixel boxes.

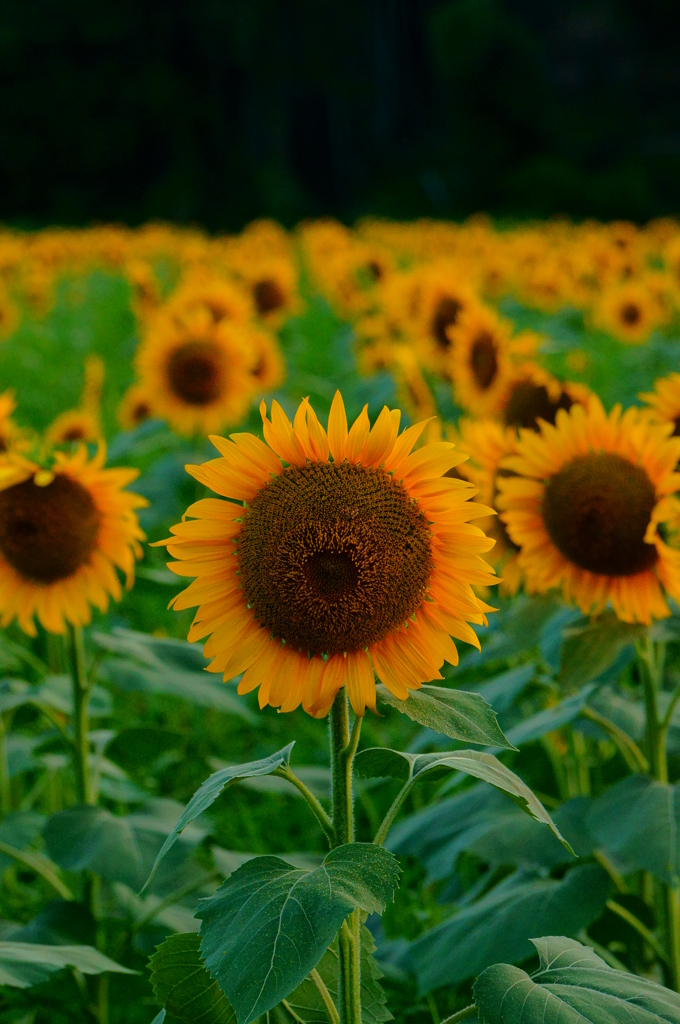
[579,706,648,774]
[0,714,11,815]
[309,968,341,1024]
[638,636,680,989]
[606,899,669,966]
[438,1007,477,1024]
[374,778,413,846]
[274,767,334,847]
[68,625,92,805]
[0,838,73,900]
[329,690,362,1024]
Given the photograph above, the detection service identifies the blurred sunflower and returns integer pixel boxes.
[0,446,145,634]
[448,306,515,417]
[160,392,498,718]
[414,263,479,368]
[0,392,23,454]
[118,385,156,430]
[499,364,591,432]
[639,373,680,435]
[458,418,524,595]
[135,312,259,436]
[496,398,680,623]
[164,275,252,330]
[239,257,301,326]
[592,280,663,344]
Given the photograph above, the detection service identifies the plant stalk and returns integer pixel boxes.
[329,690,362,1024]
[0,714,11,815]
[639,636,680,989]
[68,624,92,806]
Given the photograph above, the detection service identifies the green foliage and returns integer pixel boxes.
[0,941,133,988]
[376,684,514,749]
[474,936,680,1023]
[149,933,236,1024]
[196,844,400,1024]
[143,744,296,891]
[408,865,611,992]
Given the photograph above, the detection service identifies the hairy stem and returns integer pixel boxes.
[69,625,92,806]
[329,690,362,1024]
[274,767,334,847]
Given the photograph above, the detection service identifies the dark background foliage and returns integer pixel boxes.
[1,0,680,230]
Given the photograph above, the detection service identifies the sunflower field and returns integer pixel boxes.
[3,215,680,1024]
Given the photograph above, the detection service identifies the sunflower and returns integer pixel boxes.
[448,306,515,417]
[160,393,498,717]
[46,409,100,445]
[0,445,146,635]
[592,280,663,344]
[135,311,260,436]
[413,263,480,369]
[639,373,680,435]
[496,397,680,624]
[237,257,301,327]
[457,418,525,595]
[498,363,591,432]
[246,327,286,394]
[118,385,156,430]
[0,392,22,453]
[163,275,253,331]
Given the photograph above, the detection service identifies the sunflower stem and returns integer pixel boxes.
[638,636,680,989]
[0,714,12,815]
[329,690,362,1024]
[68,624,92,806]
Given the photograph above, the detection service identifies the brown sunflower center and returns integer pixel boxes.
[673,415,680,438]
[542,452,657,576]
[238,461,433,655]
[133,401,151,423]
[431,297,462,350]
[503,380,573,431]
[62,426,86,441]
[253,279,284,315]
[620,302,641,326]
[167,341,223,406]
[0,474,100,584]
[470,331,499,390]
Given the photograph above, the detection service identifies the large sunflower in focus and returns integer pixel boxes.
[0,446,146,634]
[161,393,498,717]
[496,397,680,624]
[135,311,259,436]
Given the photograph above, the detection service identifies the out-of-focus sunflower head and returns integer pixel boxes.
[448,305,515,418]
[238,255,302,327]
[125,259,162,318]
[498,363,593,433]
[46,409,101,447]
[639,372,680,436]
[591,279,664,344]
[134,311,269,436]
[516,258,575,313]
[318,243,396,319]
[118,385,156,431]
[162,274,253,331]
[412,262,480,370]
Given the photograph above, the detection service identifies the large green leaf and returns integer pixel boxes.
[284,926,391,1024]
[376,684,514,748]
[587,774,680,884]
[460,663,537,715]
[0,942,133,988]
[149,933,236,1024]
[196,844,400,1024]
[94,627,255,721]
[354,747,569,851]
[142,744,295,891]
[473,935,680,1023]
[559,613,645,690]
[44,802,206,893]
[407,864,610,992]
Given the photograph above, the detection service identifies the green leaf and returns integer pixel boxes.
[407,864,610,992]
[142,744,295,892]
[473,935,680,1023]
[196,844,400,1024]
[94,627,256,722]
[376,683,515,749]
[354,747,570,851]
[149,933,236,1024]
[150,1012,166,1024]
[0,941,133,989]
[587,774,680,885]
[559,613,645,690]
[44,802,206,892]
[284,926,391,1024]
[459,663,537,715]
[501,684,596,750]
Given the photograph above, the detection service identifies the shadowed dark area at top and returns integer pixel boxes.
[1,0,680,229]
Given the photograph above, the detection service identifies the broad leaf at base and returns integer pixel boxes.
[474,935,680,1023]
